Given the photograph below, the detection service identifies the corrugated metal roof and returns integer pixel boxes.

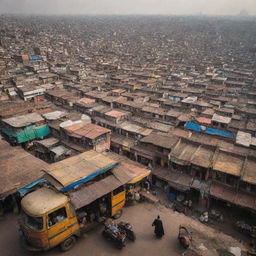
[213,150,245,176]
[142,106,165,116]
[140,132,179,149]
[69,160,151,209]
[34,137,59,148]
[150,122,172,133]
[111,134,135,148]
[166,109,181,117]
[153,167,192,191]
[43,111,66,121]
[242,156,256,184]
[210,182,236,203]
[236,131,251,147]
[235,191,256,211]
[44,150,118,191]
[120,122,152,136]
[69,175,122,209]
[210,182,256,211]
[112,162,150,184]
[64,122,110,139]
[0,140,47,199]
[105,110,127,118]
[78,97,96,104]
[50,145,69,156]
[2,112,44,128]
[212,113,231,124]
[170,139,199,165]
[191,145,215,168]
[196,117,212,125]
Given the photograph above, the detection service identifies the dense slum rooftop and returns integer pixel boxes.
[0,15,256,213]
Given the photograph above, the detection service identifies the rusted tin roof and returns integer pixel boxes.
[153,167,192,192]
[0,140,48,199]
[69,175,121,209]
[64,122,111,139]
[105,110,127,118]
[196,117,212,125]
[112,162,150,184]
[140,132,179,149]
[77,97,96,104]
[210,182,256,211]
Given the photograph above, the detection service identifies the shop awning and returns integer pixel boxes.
[128,169,151,184]
[69,175,122,209]
[242,156,256,185]
[210,182,237,203]
[153,168,192,192]
[236,192,256,211]
[213,150,245,177]
[210,182,256,212]
[112,162,151,184]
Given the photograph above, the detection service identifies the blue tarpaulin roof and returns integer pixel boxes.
[29,55,43,62]
[18,178,46,196]
[185,122,235,139]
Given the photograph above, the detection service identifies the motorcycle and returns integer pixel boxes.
[118,221,136,241]
[235,221,256,238]
[102,223,126,249]
[178,225,192,249]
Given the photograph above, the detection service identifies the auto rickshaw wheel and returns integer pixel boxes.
[128,232,136,242]
[60,236,76,252]
[116,241,125,249]
[113,210,123,219]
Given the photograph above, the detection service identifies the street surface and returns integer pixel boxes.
[0,202,246,256]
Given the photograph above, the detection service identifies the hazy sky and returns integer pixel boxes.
[0,0,255,15]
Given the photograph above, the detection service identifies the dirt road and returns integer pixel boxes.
[0,202,246,256]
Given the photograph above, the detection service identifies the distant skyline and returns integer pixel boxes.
[0,0,256,16]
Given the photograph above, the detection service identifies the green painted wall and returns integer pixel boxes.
[2,125,50,143]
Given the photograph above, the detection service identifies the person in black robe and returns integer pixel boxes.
[152,215,164,238]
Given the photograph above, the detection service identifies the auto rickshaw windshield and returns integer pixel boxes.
[21,211,44,231]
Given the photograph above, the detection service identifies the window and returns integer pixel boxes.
[113,186,124,196]
[47,207,67,227]
[22,211,43,231]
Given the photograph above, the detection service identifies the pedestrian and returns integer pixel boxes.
[134,191,140,201]
[144,179,151,191]
[152,215,164,238]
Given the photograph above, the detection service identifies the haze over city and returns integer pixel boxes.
[0,0,256,15]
